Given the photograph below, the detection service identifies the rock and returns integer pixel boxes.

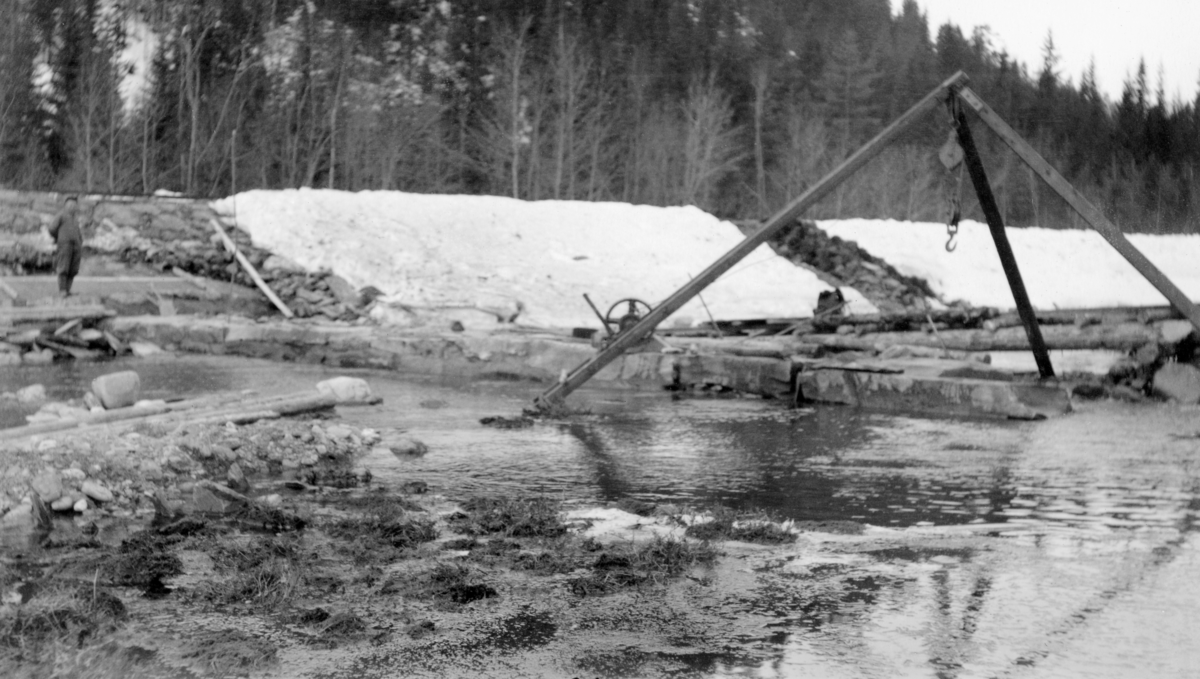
[129,341,165,357]
[211,445,236,462]
[1152,362,1200,404]
[91,371,141,409]
[325,425,353,440]
[50,496,75,512]
[73,497,90,512]
[316,376,373,404]
[21,349,55,365]
[1133,342,1161,367]
[192,482,248,514]
[226,462,250,493]
[60,468,86,481]
[16,384,46,405]
[261,494,283,507]
[384,436,429,457]
[83,392,102,410]
[30,471,64,502]
[1070,383,1107,400]
[36,439,59,451]
[81,480,114,503]
[1160,320,1196,345]
[325,274,362,307]
[1109,385,1145,402]
[0,353,19,366]
[1,503,33,528]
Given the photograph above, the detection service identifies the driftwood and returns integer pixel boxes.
[811,306,999,333]
[808,321,1161,353]
[0,390,337,442]
[210,219,294,318]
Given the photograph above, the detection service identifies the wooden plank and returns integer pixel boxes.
[534,71,973,408]
[956,85,1200,334]
[209,219,294,318]
[954,104,1054,378]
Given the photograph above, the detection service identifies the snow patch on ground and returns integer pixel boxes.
[211,189,875,329]
[817,219,1200,310]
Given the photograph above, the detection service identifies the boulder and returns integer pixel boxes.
[92,371,141,409]
[316,376,373,404]
[16,384,46,405]
[1152,362,1200,404]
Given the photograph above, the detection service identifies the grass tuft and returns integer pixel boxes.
[455,496,566,538]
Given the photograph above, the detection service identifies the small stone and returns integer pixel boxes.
[81,481,114,503]
[22,349,55,365]
[226,463,250,493]
[60,468,86,481]
[30,471,64,502]
[83,392,102,410]
[315,376,373,404]
[326,425,353,440]
[50,496,75,512]
[129,341,165,357]
[261,494,283,507]
[384,436,429,457]
[212,445,236,462]
[36,439,59,452]
[73,497,90,512]
[16,384,47,406]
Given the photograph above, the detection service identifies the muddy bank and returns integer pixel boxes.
[0,399,832,679]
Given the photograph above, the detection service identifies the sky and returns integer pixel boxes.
[902,0,1200,106]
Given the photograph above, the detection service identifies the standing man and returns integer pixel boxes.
[47,195,83,298]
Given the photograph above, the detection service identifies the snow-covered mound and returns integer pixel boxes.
[212,189,874,329]
[817,219,1200,310]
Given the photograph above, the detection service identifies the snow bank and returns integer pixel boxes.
[211,189,874,329]
[817,219,1200,310]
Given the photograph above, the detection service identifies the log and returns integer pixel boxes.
[209,219,294,318]
[808,322,1160,353]
[0,392,336,443]
[0,304,114,325]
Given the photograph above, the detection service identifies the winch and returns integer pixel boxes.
[583,294,654,344]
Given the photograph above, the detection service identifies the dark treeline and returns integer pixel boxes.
[1,0,1197,232]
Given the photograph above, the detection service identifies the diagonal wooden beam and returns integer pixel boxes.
[534,71,972,409]
[955,85,1200,334]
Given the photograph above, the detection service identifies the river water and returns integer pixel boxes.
[4,355,1199,677]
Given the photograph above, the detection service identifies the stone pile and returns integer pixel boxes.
[762,219,938,313]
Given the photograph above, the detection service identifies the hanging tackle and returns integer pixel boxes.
[939,98,966,252]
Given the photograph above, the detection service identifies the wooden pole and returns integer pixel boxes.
[209,219,294,318]
[952,104,1054,378]
[955,85,1200,334]
[534,71,972,409]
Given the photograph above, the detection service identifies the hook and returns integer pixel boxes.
[945,208,960,253]
[945,231,957,252]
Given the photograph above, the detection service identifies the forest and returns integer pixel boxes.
[1,0,1198,233]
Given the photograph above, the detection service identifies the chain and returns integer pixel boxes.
[945,162,963,252]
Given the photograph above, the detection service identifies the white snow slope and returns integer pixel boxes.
[212,189,874,329]
[818,219,1200,310]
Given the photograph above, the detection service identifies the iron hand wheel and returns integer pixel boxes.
[604,298,654,333]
